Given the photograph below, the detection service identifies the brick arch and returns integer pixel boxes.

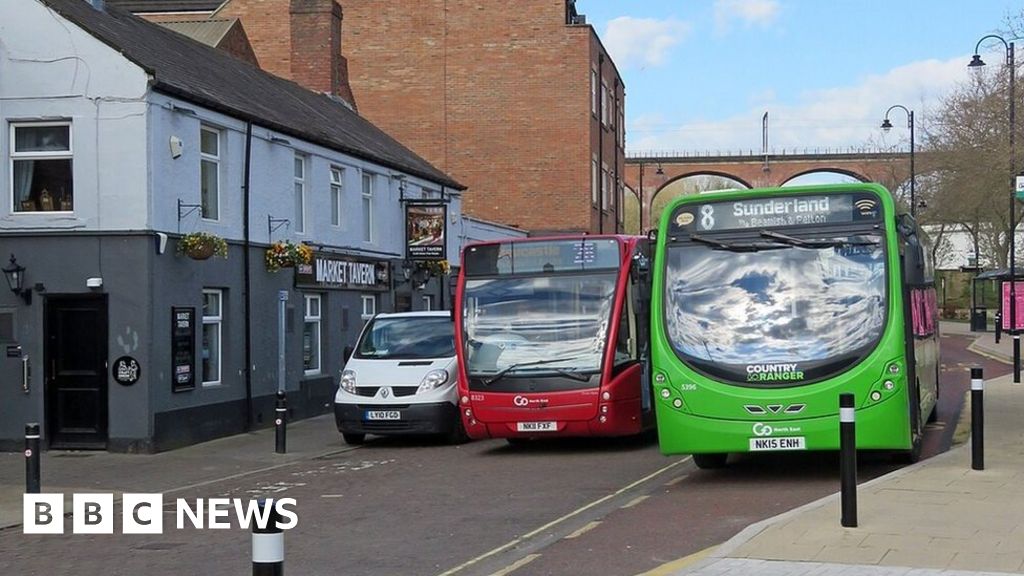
[648,171,753,218]
[780,167,870,185]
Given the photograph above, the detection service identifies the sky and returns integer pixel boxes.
[579,0,1022,157]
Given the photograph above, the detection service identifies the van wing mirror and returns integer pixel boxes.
[343,345,353,361]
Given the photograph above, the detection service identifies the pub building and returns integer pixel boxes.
[0,0,522,451]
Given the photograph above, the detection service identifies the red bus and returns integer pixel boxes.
[454,235,654,441]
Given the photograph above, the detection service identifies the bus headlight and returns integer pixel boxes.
[340,370,357,394]
[418,369,450,392]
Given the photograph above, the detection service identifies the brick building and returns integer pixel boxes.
[118,0,626,235]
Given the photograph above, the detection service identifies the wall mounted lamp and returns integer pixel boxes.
[2,254,31,305]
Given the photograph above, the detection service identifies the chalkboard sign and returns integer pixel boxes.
[172,307,195,392]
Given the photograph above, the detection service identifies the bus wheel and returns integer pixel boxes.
[342,432,366,445]
[692,453,728,469]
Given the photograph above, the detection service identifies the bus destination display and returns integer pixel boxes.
[671,193,881,233]
[464,238,620,276]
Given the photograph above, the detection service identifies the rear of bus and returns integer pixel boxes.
[454,236,652,441]
[650,184,936,467]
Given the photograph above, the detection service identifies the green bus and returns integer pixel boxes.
[650,183,939,468]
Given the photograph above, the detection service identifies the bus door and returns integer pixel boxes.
[629,241,653,418]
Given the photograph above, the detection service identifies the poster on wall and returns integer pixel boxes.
[1001,281,1024,331]
[172,307,196,392]
[406,203,447,260]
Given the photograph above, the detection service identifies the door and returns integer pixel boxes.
[45,295,108,449]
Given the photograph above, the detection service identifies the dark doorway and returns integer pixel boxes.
[45,295,108,449]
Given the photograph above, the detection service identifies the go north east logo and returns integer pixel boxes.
[746,363,804,382]
[22,494,298,534]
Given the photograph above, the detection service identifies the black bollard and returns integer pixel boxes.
[839,393,857,528]
[252,499,284,576]
[25,423,40,494]
[995,311,1002,343]
[1015,335,1021,384]
[971,367,984,471]
[275,391,287,454]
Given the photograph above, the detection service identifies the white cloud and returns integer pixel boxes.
[714,0,780,33]
[603,16,692,71]
[628,56,970,155]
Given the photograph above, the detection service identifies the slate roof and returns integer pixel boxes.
[105,0,224,13]
[158,18,236,46]
[40,0,464,190]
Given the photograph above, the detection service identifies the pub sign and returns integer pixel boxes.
[406,203,447,260]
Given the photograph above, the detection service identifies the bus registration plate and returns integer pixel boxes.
[517,421,557,432]
[749,436,805,451]
[365,410,401,421]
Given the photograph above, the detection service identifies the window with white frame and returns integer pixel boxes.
[601,163,609,211]
[11,122,73,213]
[303,294,321,374]
[202,289,223,385]
[601,80,609,126]
[200,126,220,220]
[591,157,599,206]
[362,172,373,242]
[294,154,306,233]
[330,166,344,227]
[422,295,433,311]
[591,68,597,115]
[361,294,376,319]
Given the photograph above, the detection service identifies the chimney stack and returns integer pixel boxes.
[289,0,356,109]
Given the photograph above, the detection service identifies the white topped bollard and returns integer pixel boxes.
[971,367,984,471]
[252,499,284,576]
[839,393,857,528]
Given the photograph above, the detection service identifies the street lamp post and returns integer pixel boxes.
[881,105,916,216]
[969,35,1018,382]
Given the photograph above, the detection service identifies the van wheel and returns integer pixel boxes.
[342,432,366,445]
[446,418,470,445]
[692,453,728,469]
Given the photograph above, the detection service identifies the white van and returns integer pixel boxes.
[334,311,465,444]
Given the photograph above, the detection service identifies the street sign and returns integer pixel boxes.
[1016,175,1024,200]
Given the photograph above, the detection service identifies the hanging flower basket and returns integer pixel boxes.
[265,240,313,272]
[418,259,451,277]
[178,232,228,260]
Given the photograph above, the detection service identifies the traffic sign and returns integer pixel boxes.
[1016,175,1024,200]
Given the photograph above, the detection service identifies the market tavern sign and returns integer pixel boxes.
[296,252,389,291]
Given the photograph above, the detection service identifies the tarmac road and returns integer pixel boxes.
[0,335,1002,576]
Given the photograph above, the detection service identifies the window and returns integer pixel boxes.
[422,295,434,311]
[590,69,597,115]
[11,122,73,213]
[361,294,376,319]
[200,126,220,220]
[601,163,609,211]
[591,157,599,206]
[303,294,321,374]
[362,172,373,242]
[601,80,609,126]
[202,289,223,385]
[330,167,344,227]
[294,154,306,233]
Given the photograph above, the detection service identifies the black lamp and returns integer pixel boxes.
[2,254,31,305]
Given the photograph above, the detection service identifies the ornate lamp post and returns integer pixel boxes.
[881,105,916,216]
[969,34,1017,381]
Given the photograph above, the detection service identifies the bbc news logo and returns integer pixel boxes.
[23,494,298,534]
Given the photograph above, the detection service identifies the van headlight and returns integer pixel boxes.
[339,370,357,394]
[417,369,450,393]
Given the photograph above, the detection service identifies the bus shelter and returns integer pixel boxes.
[972,268,1024,332]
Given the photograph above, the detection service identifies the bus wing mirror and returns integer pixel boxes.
[450,308,455,322]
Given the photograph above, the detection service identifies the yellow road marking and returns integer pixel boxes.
[489,554,540,576]
[622,495,649,508]
[564,521,601,539]
[635,545,718,576]
[436,457,691,576]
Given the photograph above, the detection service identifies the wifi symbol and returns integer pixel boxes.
[854,199,876,213]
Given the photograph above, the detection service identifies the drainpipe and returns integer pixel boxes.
[243,121,253,430]
[597,53,604,234]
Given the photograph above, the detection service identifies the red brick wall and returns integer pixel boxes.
[220,20,260,66]
[214,0,625,233]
